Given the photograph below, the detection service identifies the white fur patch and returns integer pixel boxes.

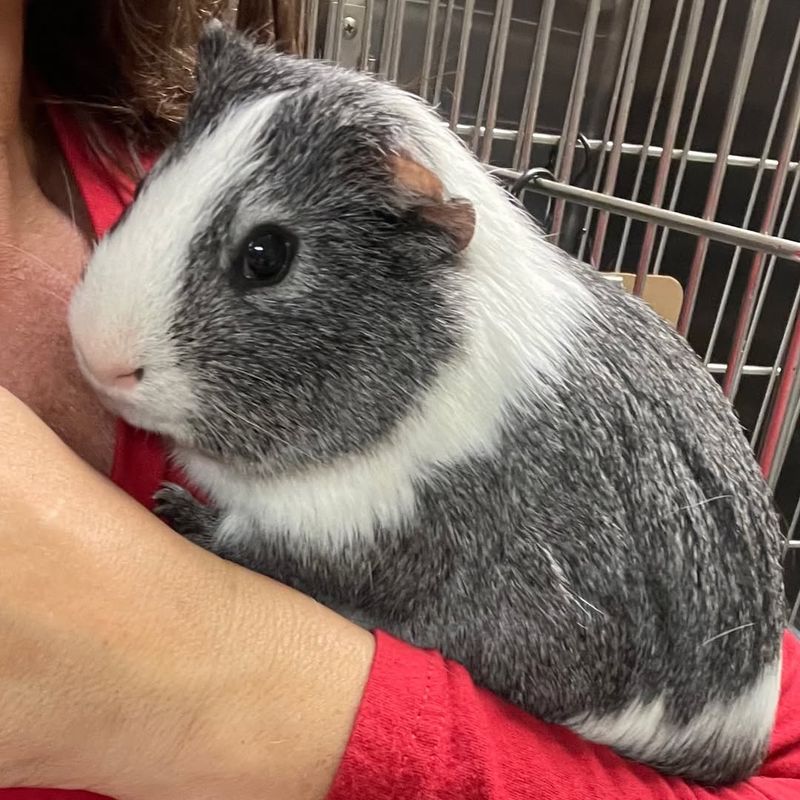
[178,87,596,550]
[68,93,291,440]
[569,656,782,768]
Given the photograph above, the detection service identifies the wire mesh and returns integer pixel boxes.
[314,0,800,619]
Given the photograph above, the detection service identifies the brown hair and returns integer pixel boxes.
[24,0,306,155]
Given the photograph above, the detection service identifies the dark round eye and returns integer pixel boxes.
[234,225,296,287]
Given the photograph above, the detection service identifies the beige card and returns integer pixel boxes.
[602,273,684,327]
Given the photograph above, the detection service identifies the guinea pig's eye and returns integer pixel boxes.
[233,225,296,288]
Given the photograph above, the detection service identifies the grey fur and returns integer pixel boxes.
[94,24,784,786]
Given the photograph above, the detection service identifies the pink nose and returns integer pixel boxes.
[110,368,144,390]
[74,345,144,391]
[89,365,144,391]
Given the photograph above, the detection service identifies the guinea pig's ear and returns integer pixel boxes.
[388,154,476,252]
[196,18,256,86]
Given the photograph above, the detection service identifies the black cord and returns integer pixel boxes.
[510,167,555,198]
[509,132,595,232]
[509,132,595,247]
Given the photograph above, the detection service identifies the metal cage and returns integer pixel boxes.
[307,0,800,619]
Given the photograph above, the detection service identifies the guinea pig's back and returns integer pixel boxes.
[500,263,784,781]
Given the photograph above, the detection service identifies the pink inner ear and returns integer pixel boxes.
[418,200,476,253]
[389,154,446,203]
[388,153,476,252]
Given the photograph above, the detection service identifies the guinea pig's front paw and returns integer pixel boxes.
[153,482,219,547]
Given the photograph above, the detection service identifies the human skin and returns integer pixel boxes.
[0,3,375,798]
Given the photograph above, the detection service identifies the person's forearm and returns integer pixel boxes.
[132,564,376,800]
[0,388,374,800]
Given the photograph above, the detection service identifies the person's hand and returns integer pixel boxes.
[0,387,374,800]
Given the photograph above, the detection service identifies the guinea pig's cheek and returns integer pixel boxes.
[125,364,199,440]
[109,391,192,441]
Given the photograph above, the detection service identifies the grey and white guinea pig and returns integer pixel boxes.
[69,21,786,785]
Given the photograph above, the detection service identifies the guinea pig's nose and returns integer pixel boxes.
[91,365,144,392]
[110,368,145,391]
[75,345,144,392]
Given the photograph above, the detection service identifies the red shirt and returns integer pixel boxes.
[5,109,799,800]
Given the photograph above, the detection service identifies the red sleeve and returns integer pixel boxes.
[328,630,800,800]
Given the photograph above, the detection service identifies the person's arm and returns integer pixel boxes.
[0,387,374,800]
[3,386,800,800]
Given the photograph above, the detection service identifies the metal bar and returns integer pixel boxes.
[590,0,652,266]
[723,62,800,399]
[790,584,800,626]
[634,0,704,295]
[512,0,556,170]
[770,379,800,489]
[707,364,783,376]
[752,270,800,446]
[788,494,800,545]
[419,0,440,99]
[552,0,602,180]
[508,169,800,262]
[613,0,684,272]
[377,0,398,78]
[387,0,407,82]
[480,0,514,163]
[677,0,770,336]
[577,0,643,263]
[322,0,339,60]
[760,298,800,482]
[704,20,800,366]
[653,0,728,275]
[551,0,603,242]
[767,379,800,488]
[360,0,375,71]
[732,255,796,406]
[455,124,800,172]
[743,244,797,409]
[433,0,456,108]
[331,0,348,61]
[449,0,476,129]
[305,0,320,58]
[470,0,504,153]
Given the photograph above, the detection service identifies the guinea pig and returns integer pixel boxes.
[69,21,785,785]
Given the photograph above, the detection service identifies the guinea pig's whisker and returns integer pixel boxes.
[44,97,137,116]
[681,493,734,511]
[201,407,247,455]
[570,591,606,618]
[203,365,320,459]
[702,622,755,646]
[208,397,317,462]
[59,161,78,228]
[214,359,419,405]
[213,363,278,390]
[195,408,229,448]
[668,494,734,517]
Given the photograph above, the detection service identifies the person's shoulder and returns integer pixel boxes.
[761,630,800,779]
[779,629,799,696]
